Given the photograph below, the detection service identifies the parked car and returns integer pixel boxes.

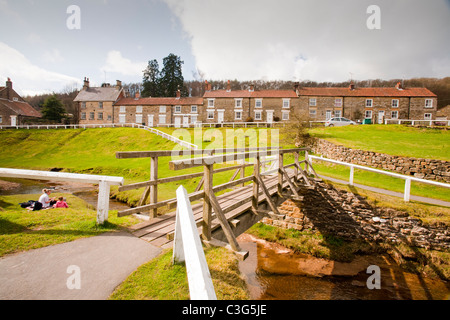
[325,117,357,127]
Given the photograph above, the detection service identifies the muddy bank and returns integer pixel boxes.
[237,233,450,300]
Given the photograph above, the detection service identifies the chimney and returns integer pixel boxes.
[205,80,211,92]
[135,91,140,100]
[6,77,12,89]
[176,89,181,99]
[395,81,403,90]
[83,77,90,90]
[349,81,355,90]
[249,84,255,92]
[116,80,122,90]
[293,82,300,95]
[226,80,231,92]
[6,78,12,100]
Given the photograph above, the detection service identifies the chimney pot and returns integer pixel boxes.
[135,91,140,100]
[349,82,355,90]
[226,80,231,92]
[249,84,254,92]
[176,89,181,98]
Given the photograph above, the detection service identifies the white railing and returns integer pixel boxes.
[139,125,199,150]
[157,121,287,128]
[0,168,124,224]
[384,119,450,126]
[308,155,450,202]
[0,123,147,130]
[172,186,217,300]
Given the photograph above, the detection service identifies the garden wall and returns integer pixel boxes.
[312,139,450,183]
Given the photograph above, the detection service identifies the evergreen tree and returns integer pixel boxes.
[141,59,160,97]
[41,95,66,122]
[160,53,185,97]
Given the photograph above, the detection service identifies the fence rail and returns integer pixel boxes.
[0,168,124,224]
[308,155,450,202]
[384,119,450,126]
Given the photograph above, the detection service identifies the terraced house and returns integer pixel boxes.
[74,78,438,127]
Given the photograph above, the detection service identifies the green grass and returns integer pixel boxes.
[109,248,249,300]
[0,193,139,257]
[309,125,450,160]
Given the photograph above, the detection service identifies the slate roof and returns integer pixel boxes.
[0,98,42,117]
[203,89,298,98]
[116,97,204,106]
[296,87,437,98]
[74,87,123,102]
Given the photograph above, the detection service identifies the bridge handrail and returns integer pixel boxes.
[172,185,217,300]
[0,167,124,224]
[308,155,450,202]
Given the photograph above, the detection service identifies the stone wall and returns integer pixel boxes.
[312,139,450,183]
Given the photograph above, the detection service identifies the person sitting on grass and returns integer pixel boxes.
[53,196,69,208]
[39,188,56,209]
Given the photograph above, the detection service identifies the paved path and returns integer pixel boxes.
[320,175,450,207]
[0,231,162,300]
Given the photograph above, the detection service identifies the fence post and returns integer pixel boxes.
[202,164,213,241]
[404,178,411,202]
[96,180,110,224]
[252,155,260,211]
[349,165,355,186]
[294,151,299,183]
[277,152,284,196]
[305,150,310,174]
[150,156,158,218]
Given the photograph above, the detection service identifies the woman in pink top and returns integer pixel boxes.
[53,197,69,208]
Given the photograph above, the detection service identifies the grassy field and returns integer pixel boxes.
[309,125,450,160]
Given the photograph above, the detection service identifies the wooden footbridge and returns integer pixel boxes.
[115,147,318,257]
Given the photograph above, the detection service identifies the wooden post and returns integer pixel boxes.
[240,158,245,187]
[202,164,213,241]
[304,150,310,174]
[294,151,299,183]
[150,156,158,218]
[96,180,110,225]
[252,155,260,211]
[278,152,284,196]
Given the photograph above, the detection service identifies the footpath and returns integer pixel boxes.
[0,231,162,300]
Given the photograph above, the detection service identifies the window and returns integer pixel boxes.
[107,115,112,121]
[136,106,143,113]
[98,112,103,120]
[424,113,432,120]
[13,97,18,102]
[0,115,3,123]
[309,109,317,118]
[159,115,166,124]
[81,102,86,109]
[334,110,342,117]
[98,102,103,109]
[208,99,215,108]
[391,111,398,119]
[119,114,126,124]
[119,106,126,113]
[89,112,95,120]
[81,112,86,120]
[191,105,197,113]
[136,114,143,124]
[160,106,166,113]
[255,99,262,108]
[175,105,181,113]
[191,115,197,124]
[365,110,372,119]
[366,99,373,107]
[335,98,343,107]
[283,99,290,108]
[207,111,214,119]
[392,99,399,108]
[255,111,262,120]
[282,111,289,121]
[425,99,433,108]
[309,98,317,107]
[235,99,243,109]
[235,111,242,120]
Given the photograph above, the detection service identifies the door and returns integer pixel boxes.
[266,111,273,123]
[175,117,181,128]
[183,116,189,128]
[119,114,126,124]
[148,115,154,127]
[326,110,332,120]
[218,111,224,123]
[136,114,143,124]
[10,115,17,126]
[378,111,385,124]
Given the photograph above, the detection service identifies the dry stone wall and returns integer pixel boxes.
[312,139,450,183]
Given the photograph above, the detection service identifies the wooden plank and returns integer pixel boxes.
[116,148,279,159]
[119,171,204,192]
[202,164,213,241]
[280,166,301,199]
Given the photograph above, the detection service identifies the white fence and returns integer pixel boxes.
[384,119,450,126]
[172,186,217,300]
[0,168,124,224]
[308,155,450,202]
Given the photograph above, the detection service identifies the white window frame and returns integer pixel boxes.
[191,115,197,124]
[98,102,103,109]
[309,109,317,118]
[80,112,86,120]
[136,105,143,113]
[207,111,214,120]
[334,110,342,118]
[98,112,103,120]
[391,99,399,108]
[366,99,373,107]
[309,98,317,107]
[254,111,262,120]
[191,105,197,113]
[282,99,290,109]
[159,115,166,124]
[235,98,243,109]
[119,106,126,113]
[119,114,126,124]
[160,105,166,113]
[424,113,432,120]
[81,102,86,109]
[391,111,398,119]
[89,112,95,120]
[208,99,215,108]
[425,99,433,108]
[175,105,181,113]
[282,111,290,121]
[335,98,343,107]
[365,110,372,119]
[235,111,242,120]
[255,99,263,108]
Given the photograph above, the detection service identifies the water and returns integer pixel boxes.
[237,234,450,300]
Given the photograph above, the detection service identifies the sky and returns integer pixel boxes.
[0,0,449,96]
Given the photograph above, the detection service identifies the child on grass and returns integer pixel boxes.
[53,196,69,208]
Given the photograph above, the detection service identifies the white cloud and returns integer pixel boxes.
[0,42,79,95]
[164,0,450,81]
[100,50,147,77]
[42,48,64,63]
